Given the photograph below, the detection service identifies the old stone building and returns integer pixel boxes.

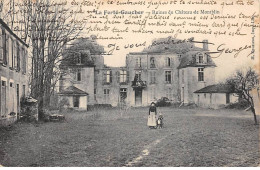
[59,37,217,108]
[0,19,29,125]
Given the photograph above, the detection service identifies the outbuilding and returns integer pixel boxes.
[194,84,239,109]
[58,86,89,110]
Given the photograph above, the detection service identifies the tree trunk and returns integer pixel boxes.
[250,106,258,125]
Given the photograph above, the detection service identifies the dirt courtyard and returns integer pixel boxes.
[0,107,259,167]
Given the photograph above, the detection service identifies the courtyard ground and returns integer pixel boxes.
[0,107,259,167]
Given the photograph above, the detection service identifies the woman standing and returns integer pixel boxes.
[147,102,157,128]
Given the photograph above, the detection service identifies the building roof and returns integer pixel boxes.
[58,86,88,96]
[194,84,237,94]
[177,51,216,69]
[0,19,29,47]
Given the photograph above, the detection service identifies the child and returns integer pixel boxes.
[157,113,164,128]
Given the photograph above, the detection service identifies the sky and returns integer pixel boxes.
[71,0,260,83]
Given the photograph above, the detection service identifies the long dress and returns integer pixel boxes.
[147,106,157,127]
[147,111,157,127]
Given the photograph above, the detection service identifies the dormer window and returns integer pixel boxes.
[76,53,84,64]
[198,53,203,63]
[196,52,206,64]
[150,57,155,68]
[166,57,171,67]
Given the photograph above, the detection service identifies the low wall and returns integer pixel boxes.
[0,116,17,127]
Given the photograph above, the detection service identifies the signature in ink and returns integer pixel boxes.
[211,43,253,58]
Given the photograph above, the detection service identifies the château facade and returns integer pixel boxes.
[58,38,217,109]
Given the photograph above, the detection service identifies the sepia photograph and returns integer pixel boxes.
[0,0,259,167]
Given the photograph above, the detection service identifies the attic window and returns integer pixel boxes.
[198,53,203,63]
[77,54,84,64]
[166,57,171,67]
[195,52,206,64]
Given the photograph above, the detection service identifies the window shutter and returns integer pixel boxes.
[154,72,156,83]
[103,71,106,83]
[117,71,120,83]
[165,57,167,66]
[0,28,3,63]
[126,71,129,83]
[110,70,112,83]
[17,44,20,71]
[150,72,152,83]
[6,35,9,66]
[24,50,27,73]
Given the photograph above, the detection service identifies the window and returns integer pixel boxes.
[22,48,26,74]
[104,89,110,103]
[120,70,127,83]
[24,50,27,73]
[166,57,171,67]
[199,53,203,63]
[13,39,16,69]
[73,96,80,107]
[2,81,6,86]
[76,69,81,81]
[150,71,156,84]
[198,68,204,81]
[10,39,14,68]
[165,71,171,83]
[150,57,155,68]
[196,53,204,64]
[166,88,172,100]
[136,57,141,67]
[76,53,83,64]
[104,70,112,83]
[150,87,156,101]
[135,71,141,81]
[17,43,20,71]
[1,29,7,65]
[5,33,9,66]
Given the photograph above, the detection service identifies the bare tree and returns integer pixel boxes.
[226,67,259,125]
[2,0,84,120]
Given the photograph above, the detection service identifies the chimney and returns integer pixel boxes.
[203,40,208,51]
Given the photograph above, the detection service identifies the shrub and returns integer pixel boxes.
[156,97,172,107]
[225,100,250,109]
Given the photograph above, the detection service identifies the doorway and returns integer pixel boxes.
[135,89,142,106]
[73,96,80,108]
[120,88,127,103]
[1,81,7,117]
[226,93,230,104]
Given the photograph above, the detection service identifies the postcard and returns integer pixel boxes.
[0,0,259,167]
